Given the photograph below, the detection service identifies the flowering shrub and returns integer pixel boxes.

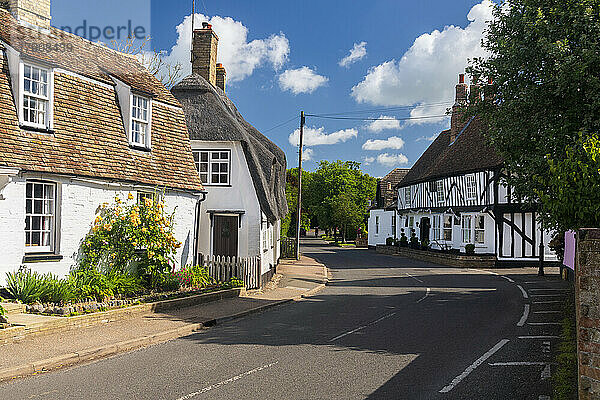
[77,194,181,290]
[172,265,214,289]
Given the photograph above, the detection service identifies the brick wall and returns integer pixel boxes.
[576,229,600,399]
[192,27,218,86]
[8,0,51,28]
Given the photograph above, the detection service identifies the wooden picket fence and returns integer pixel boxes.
[280,236,297,259]
[202,255,261,290]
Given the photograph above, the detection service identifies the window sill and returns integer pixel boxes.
[20,125,55,135]
[23,253,63,263]
[129,144,151,152]
[202,184,232,188]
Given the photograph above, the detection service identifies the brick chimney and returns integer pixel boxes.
[469,75,481,104]
[192,22,218,87]
[450,73,468,143]
[8,0,51,29]
[216,63,226,92]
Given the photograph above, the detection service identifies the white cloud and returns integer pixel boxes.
[289,126,357,147]
[363,156,376,165]
[302,148,314,161]
[278,67,328,94]
[416,133,439,142]
[366,115,401,132]
[350,1,494,124]
[377,153,409,166]
[362,136,405,151]
[159,14,289,83]
[339,41,367,68]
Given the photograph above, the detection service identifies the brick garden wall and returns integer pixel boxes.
[576,229,600,399]
[375,245,496,268]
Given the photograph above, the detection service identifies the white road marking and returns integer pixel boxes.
[518,336,560,339]
[174,361,279,400]
[500,275,515,283]
[439,339,509,393]
[533,301,562,304]
[517,285,529,299]
[531,294,563,297]
[329,312,396,342]
[405,272,424,283]
[517,305,530,327]
[529,288,568,291]
[284,286,310,291]
[528,322,561,326]
[541,363,551,379]
[542,341,551,353]
[539,396,551,400]
[416,288,430,303]
[471,269,498,275]
[488,362,554,366]
[533,311,561,314]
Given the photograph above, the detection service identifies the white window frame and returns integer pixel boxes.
[475,215,485,244]
[461,215,473,244]
[262,222,268,251]
[432,215,441,240]
[19,62,53,130]
[404,187,411,207]
[129,94,152,148]
[436,180,444,204]
[466,174,477,201]
[193,150,231,186]
[375,216,379,235]
[443,215,453,241]
[391,214,396,236]
[25,181,57,253]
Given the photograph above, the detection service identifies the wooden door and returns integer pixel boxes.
[213,215,238,258]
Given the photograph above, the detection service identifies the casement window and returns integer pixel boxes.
[25,181,56,252]
[443,215,453,241]
[404,187,411,207]
[461,215,473,243]
[193,150,231,185]
[375,216,379,234]
[21,63,52,129]
[436,180,444,204]
[391,214,396,236]
[262,222,268,250]
[475,215,485,244]
[432,215,441,240]
[466,174,477,201]
[130,94,151,148]
[409,216,414,229]
[137,191,161,205]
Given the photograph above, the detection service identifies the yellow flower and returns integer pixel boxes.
[94,215,102,224]
[144,198,152,207]
[115,196,121,204]
[128,193,134,200]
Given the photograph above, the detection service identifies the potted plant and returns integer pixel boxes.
[386,237,395,246]
[409,231,420,249]
[465,244,475,255]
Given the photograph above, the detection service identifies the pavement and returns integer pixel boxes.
[0,255,328,381]
[0,238,570,399]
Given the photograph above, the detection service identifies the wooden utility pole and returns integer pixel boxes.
[295,111,305,260]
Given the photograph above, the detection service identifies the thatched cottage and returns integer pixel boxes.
[0,1,205,284]
[172,23,288,286]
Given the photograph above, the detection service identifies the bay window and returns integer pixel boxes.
[443,215,453,241]
[461,215,472,243]
[432,215,441,240]
[475,215,485,244]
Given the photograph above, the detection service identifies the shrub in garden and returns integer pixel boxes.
[465,244,476,255]
[409,232,420,249]
[173,265,214,289]
[5,268,72,304]
[420,238,430,250]
[386,237,394,246]
[76,194,181,291]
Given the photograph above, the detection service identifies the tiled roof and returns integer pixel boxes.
[376,168,409,208]
[0,10,203,192]
[399,118,504,187]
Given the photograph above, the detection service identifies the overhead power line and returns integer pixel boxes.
[303,114,450,122]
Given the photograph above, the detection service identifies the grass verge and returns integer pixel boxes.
[553,284,577,400]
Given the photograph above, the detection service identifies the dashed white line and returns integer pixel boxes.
[488,362,553,366]
[533,311,561,314]
[528,322,561,326]
[405,272,424,283]
[500,275,515,283]
[439,339,509,393]
[518,336,560,339]
[175,361,279,400]
[516,285,529,299]
[517,305,530,327]
[533,301,562,304]
[329,312,396,342]
[531,294,563,297]
[539,396,551,400]
[529,288,568,292]
[541,363,551,379]
[416,288,431,303]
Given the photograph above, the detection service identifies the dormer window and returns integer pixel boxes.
[130,94,151,148]
[20,63,52,130]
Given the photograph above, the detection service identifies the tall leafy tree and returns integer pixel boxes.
[467,0,600,229]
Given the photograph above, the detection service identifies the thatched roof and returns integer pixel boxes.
[172,74,288,222]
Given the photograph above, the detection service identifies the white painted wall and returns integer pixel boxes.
[0,173,199,286]
[193,140,281,277]
[368,209,395,246]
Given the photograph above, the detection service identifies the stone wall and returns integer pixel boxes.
[576,229,600,399]
[375,245,496,268]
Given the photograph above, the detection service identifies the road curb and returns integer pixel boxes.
[0,299,294,383]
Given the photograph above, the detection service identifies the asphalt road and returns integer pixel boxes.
[0,239,568,399]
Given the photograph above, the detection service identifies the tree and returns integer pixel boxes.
[538,134,600,231]
[281,167,311,237]
[111,36,184,89]
[467,0,600,225]
[331,192,364,243]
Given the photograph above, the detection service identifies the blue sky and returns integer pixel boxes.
[51,0,494,177]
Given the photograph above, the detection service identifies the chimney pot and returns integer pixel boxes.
[202,22,209,28]
[459,73,465,84]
